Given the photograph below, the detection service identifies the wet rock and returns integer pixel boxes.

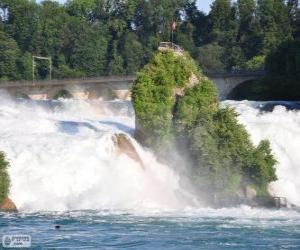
[245,186,257,199]
[113,133,144,168]
[0,198,17,212]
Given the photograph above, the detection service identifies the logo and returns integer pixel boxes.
[2,235,31,248]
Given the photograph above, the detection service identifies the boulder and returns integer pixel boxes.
[245,186,257,200]
[113,133,144,168]
[0,197,17,212]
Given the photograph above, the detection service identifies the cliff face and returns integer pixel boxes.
[132,50,277,205]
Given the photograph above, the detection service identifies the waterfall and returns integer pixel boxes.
[0,97,196,212]
[224,100,300,206]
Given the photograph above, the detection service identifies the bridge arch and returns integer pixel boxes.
[53,89,73,99]
[210,75,261,100]
[15,92,31,99]
[86,85,116,100]
[46,87,75,100]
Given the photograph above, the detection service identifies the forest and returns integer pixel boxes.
[0,0,299,81]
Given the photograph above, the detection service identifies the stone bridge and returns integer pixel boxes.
[0,76,135,100]
[0,73,263,100]
[208,72,264,99]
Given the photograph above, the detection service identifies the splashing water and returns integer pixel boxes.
[0,96,300,213]
[0,97,299,249]
[224,100,300,206]
[0,97,197,212]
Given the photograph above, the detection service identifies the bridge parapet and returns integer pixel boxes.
[206,70,265,78]
[0,75,136,88]
[0,72,264,100]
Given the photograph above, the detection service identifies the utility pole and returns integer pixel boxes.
[32,56,52,82]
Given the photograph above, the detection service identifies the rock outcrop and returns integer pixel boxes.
[113,133,144,168]
[0,198,17,212]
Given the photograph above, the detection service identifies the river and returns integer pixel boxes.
[0,97,299,249]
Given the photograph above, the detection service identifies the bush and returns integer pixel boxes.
[132,51,199,152]
[0,152,10,204]
[244,55,265,70]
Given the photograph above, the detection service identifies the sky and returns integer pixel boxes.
[197,0,213,13]
[37,0,214,14]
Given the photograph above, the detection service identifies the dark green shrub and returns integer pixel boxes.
[0,152,10,204]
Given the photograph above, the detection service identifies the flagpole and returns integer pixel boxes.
[171,28,174,49]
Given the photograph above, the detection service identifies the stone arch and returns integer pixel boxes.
[16,93,31,100]
[211,76,259,100]
[15,92,31,100]
[47,87,74,100]
[53,89,73,99]
[226,79,257,100]
[86,85,116,100]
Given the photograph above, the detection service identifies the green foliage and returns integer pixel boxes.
[244,55,265,70]
[132,51,196,152]
[133,50,277,201]
[197,43,225,73]
[230,40,300,100]
[0,152,10,204]
[266,39,300,78]
[0,0,298,79]
[0,31,20,80]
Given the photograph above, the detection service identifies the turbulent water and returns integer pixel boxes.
[224,100,300,207]
[0,96,196,212]
[0,97,299,249]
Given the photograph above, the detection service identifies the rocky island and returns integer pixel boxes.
[132,48,278,207]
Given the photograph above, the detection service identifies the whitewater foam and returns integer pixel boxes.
[0,97,196,212]
[0,97,299,212]
[224,100,300,206]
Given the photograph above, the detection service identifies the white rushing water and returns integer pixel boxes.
[225,100,300,207]
[0,96,299,212]
[0,96,196,212]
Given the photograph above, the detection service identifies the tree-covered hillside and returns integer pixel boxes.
[0,0,298,80]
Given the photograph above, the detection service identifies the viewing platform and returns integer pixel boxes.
[158,42,184,54]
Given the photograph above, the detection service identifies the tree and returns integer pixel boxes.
[256,0,291,54]
[0,31,20,80]
[66,19,108,76]
[209,0,232,44]
[121,32,143,74]
[66,0,96,21]
[237,0,256,58]
[2,0,39,52]
[197,43,225,73]
[287,0,300,38]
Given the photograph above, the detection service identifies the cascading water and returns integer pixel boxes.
[224,100,300,206]
[0,97,299,249]
[0,95,197,212]
[0,95,300,212]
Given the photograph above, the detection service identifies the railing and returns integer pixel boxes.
[206,70,265,78]
[0,70,265,88]
[0,75,136,88]
[158,42,184,52]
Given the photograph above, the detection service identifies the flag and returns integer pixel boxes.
[171,20,177,31]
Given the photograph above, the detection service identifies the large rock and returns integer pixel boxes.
[245,186,257,200]
[113,133,144,168]
[0,198,17,212]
